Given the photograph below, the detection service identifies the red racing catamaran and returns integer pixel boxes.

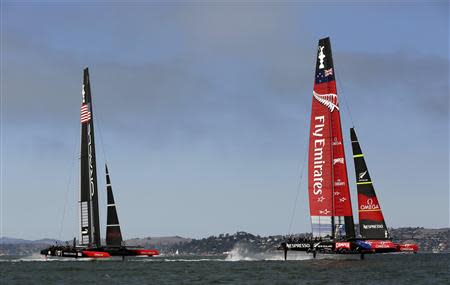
[279,38,418,259]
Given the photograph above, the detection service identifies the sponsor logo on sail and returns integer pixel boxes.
[317,196,325,202]
[333,158,344,165]
[312,116,325,196]
[360,198,380,211]
[332,137,342,146]
[334,179,345,186]
[363,224,384,229]
[88,125,95,197]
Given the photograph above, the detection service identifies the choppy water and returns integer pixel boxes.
[0,253,448,284]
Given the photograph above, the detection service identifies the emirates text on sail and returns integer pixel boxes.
[312,115,325,195]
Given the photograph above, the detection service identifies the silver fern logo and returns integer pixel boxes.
[359,170,368,179]
[313,91,339,112]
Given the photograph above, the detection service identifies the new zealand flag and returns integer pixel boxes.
[315,68,335,84]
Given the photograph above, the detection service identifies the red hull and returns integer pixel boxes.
[82,250,111,258]
[396,243,419,253]
[130,249,160,256]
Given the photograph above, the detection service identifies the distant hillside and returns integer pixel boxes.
[0,237,65,255]
[1,227,448,256]
[0,237,62,245]
[125,236,191,248]
[159,228,449,255]
[389,227,449,252]
[0,236,190,256]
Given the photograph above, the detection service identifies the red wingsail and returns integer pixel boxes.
[308,37,355,238]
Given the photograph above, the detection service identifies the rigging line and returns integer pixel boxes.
[334,55,363,237]
[0,0,3,240]
[287,143,308,236]
[90,93,122,240]
[334,58,356,129]
[57,126,79,241]
[287,95,311,236]
[90,91,109,166]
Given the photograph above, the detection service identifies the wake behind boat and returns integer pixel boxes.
[278,38,418,260]
[41,68,159,259]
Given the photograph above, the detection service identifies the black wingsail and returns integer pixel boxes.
[79,68,101,247]
[350,128,389,239]
[105,164,123,247]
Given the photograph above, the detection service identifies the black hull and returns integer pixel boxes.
[40,245,159,258]
[40,246,85,258]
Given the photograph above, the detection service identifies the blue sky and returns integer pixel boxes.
[1,1,448,240]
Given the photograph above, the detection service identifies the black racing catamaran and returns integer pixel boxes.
[41,68,159,259]
[278,38,418,260]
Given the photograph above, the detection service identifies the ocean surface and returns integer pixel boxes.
[0,252,448,285]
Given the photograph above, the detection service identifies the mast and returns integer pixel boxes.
[105,164,123,247]
[79,68,101,247]
[308,37,355,239]
[350,128,390,239]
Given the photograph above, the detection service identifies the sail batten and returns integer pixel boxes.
[308,37,355,239]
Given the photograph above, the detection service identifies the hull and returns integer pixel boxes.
[40,246,110,258]
[277,239,417,256]
[396,243,419,253]
[40,245,159,259]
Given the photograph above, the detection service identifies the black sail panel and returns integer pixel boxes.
[105,164,123,247]
[350,128,389,239]
[79,68,101,247]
